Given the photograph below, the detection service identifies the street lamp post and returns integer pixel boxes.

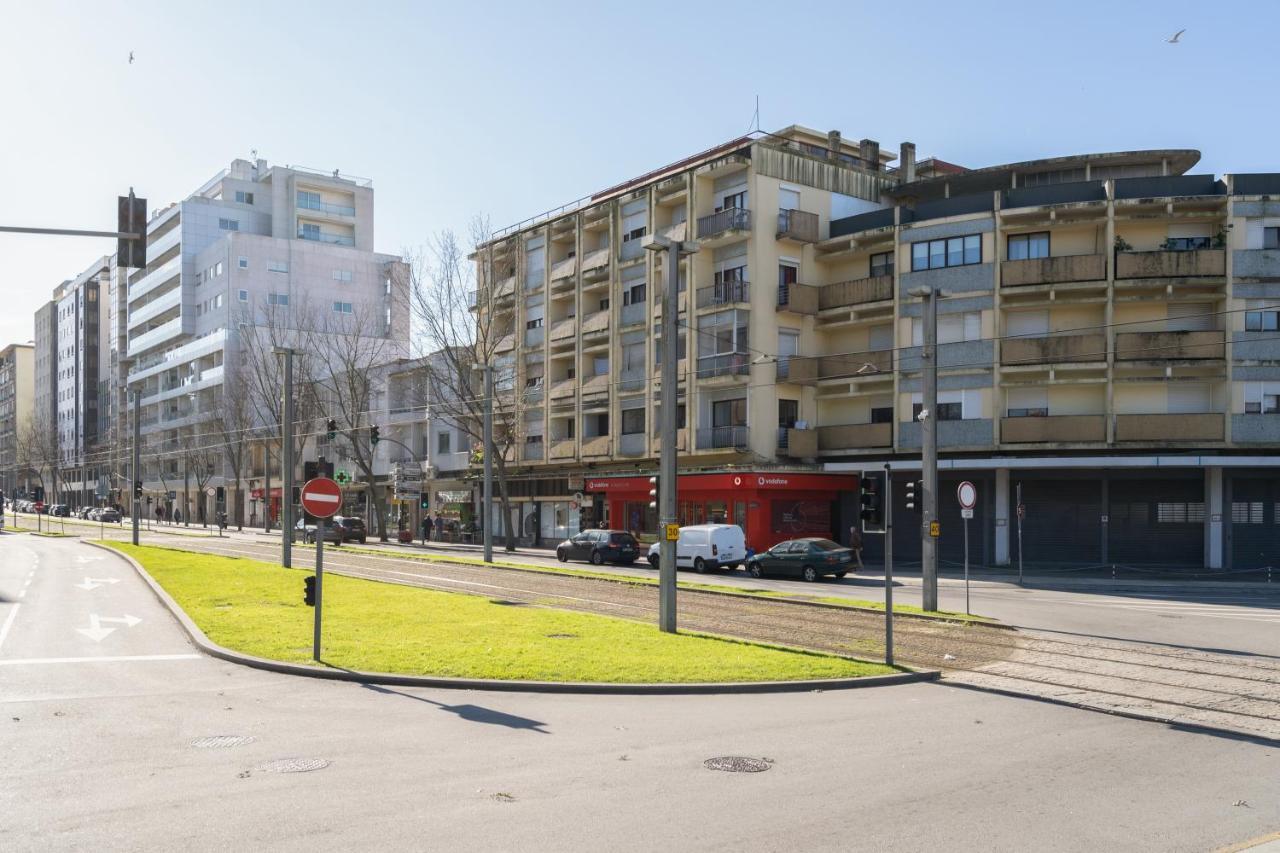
[643,232,699,634]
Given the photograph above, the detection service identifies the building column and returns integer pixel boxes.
[1205,466,1224,570]
[994,467,1010,565]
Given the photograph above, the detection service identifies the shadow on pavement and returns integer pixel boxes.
[359,682,550,733]
[1024,626,1280,662]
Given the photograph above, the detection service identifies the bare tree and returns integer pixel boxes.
[212,357,256,530]
[17,413,60,505]
[408,222,525,550]
[181,429,220,525]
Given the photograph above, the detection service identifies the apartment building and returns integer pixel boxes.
[0,343,35,498]
[476,128,1280,570]
[55,256,112,505]
[127,158,408,523]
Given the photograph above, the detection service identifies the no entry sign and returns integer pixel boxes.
[301,477,342,518]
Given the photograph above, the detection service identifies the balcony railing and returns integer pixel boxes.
[581,310,610,337]
[1001,254,1106,287]
[776,209,819,243]
[581,436,612,458]
[523,327,545,347]
[549,317,577,342]
[1000,333,1106,366]
[1001,415,1106,444]
[815,350,893,380]
[776,282,818,314]
[1115,249,1225,279]
[620,301,648,327]
[581,374,610,396]
[697,207,752,240]
[1114,413,1224,442]
[696,280,749,308]
[696,352,750,379]
[697,425,748,450]
[581,248,610,273]
[549,378,577,400]
[818,275,893,310]
[297,229,355,247]
[620,238,645,261]
[775,356,818,384]
[817,422,893,451]
[550,256,577,281]
[523,442,545,461]
[297,196,356,217]
[776,427,817,457]
[1114,330,1225,361]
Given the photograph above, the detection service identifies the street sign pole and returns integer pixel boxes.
[964,517,970,615]
[314,523,323,662]
[957,481,977,615]
[1017,481,1024,585]
[300,476,342,662]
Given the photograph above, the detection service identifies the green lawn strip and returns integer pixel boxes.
[101,542,895,683]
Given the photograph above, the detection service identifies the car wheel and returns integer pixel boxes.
[802,565,818,583]
[647,554,659,569]
[835,571,848,579]
[359,537,366,544]
[694,557,708,574]
[590,550,604,566]
[556,548,568,563]
[748,563,763,579]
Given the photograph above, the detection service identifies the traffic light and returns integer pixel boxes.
[420,494,430,510]
[648,475,659,510]
[370,425,380,446]
[326,418,337,441]
[133,480,143,499]
[859,472,883,529]
[304,575,316,607]
[117,191,148,269]
[905,479,922,513]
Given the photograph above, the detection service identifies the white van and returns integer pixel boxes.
[646,524,747,573]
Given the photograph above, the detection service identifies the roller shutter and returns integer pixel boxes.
[1108,478,1203,567]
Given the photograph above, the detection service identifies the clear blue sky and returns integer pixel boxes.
[1,0,1275,347]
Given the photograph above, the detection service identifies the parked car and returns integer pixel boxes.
[77,506,94,519]
[646,524,747,573]
[294,518,343,545]
[556,530,640,565]
[48,504,70,517]
[332,515,367,544]
[98,508,122,523]
[744,538,856,582]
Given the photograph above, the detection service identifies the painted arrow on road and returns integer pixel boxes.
[76,614,142,643]
[75,577,121,591]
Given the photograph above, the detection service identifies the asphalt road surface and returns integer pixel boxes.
[3,532,1280,852]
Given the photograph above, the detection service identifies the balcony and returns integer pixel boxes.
[776,209,819,243]
[1000,333,1106,367]
[523,327,545,348]
[620,239,645,261]
[581,436,612,458]
[550,439,576,460]
[550,255,577,281]
[1115,249,1225,280]
[297,228,355,247]
[127,285,182,332]
[494,276,516,300]
[581,374,610,397]
[776,428,817,458]
[696,352,750,379]
[1001,254,1106,288]
[696,425,748,451]
[775,356,818,385]
[696,207,752,242]
[1000,415,1105,444]
[1114,330,1224,361]
[696,280,750,309]
[581,310,610,338]
[620,301,648,327]
[1114,413,1224,442]
[619,433,647,457]
[549,378,577,401]
[549,317,577,342]
[523,442,545,461]
[128,254,181,303]
[493,333,515,353]
[817,422,893,451]
[776,282,818,315]
[620,368,646,392]
[581,249,610,282]
[819,275,893,310]
[297,196,355,217]
[816,350,893,380]
[650,428,688,454]
[128,316,184,358]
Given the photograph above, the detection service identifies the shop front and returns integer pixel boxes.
[583,472,858,552]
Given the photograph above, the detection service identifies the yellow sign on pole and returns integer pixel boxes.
[929,520,940,538]
[665,523,680,541]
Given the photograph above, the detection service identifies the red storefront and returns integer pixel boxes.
[584,472,858,553]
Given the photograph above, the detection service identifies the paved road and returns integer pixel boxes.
[2,534,1278,852]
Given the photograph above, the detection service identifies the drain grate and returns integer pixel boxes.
[704,756,772,773]
[255,758,330,774]
[191,735,256,749]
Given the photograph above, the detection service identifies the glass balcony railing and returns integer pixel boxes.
[297,196,356,216]
[298,229,355,247]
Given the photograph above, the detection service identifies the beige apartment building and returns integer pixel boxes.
[0,342,35,499]
[475,127,1280,572]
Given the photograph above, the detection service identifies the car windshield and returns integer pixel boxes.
[809,539,843,551]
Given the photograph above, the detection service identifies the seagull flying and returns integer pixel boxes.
[128,51,134,64]
[1166,29,1185,44]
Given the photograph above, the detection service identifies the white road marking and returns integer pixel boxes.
[0,604,19,652]
[75,577,120,590]
[0,654,200,666]
[75,613,142,642]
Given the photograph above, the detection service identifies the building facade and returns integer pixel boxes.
[53,256,112,505]
[0,343,35,498]
[475,127,1280,569]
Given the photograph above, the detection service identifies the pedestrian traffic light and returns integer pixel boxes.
[326,418,337,441]
[648,475,659,510]
[859,472,883,527]
[370,425,380,446]
[304,575,316,607]
[133,480,143,499]
[420,494,430,510]
[905,479,920,513]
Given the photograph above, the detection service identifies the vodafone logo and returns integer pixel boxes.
[757,477,790,487]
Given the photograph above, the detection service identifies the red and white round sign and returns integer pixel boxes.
[957,481,977,510]
[301,477,342,518]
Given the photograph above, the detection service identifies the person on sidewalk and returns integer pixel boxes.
[434,512,445,542]
[420,516,432,543]
[849,523,864,570]
[173,508,182,525]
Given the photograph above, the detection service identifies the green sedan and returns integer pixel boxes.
[745,538,855,582]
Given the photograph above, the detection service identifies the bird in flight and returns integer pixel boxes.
[128,50,135,64]
[1166,29,1185,43]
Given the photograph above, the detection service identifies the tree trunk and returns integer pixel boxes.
[498,473,515,552]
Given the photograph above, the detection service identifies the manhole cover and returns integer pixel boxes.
[191,735,256,749]
[255,758,330,774]
[703,756,772,773]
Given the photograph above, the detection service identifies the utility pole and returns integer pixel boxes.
[481,364,494,563]
[908,285,944,612]
[644,233,699,633]
[274,347,296,568]
[132,392,140,546]
[883,462,894,666]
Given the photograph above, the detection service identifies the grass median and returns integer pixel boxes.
[102,542,896,683]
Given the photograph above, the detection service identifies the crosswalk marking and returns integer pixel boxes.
[0,654,201,666]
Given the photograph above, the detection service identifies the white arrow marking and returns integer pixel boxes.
[75,577,121,591]
[75,555,103,565]
[76,614,142,642]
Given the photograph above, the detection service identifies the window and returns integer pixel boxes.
[778,261,798,288]
[218,218,239,231]
[912,312,981,346]
[778,399,799,428]
[712,397,747,428]
[720,190,747,211]
[1008,232,1049,260]
[1163,236,1211,251]
[1007,387,1048,418]
[623,280,646,305]
[870,406,893,424]
[214,294,223,308]
[1265,227,1280,250]
[235,191,254,204]
[238,257,248,269]
[870,251,894,278]
[215,261,223,277]
[1157,502,1205,523]
[1244,382,1280,414]
[301,223,320,240]
[238,289,248,302]
[912,389,976,421]
[298,190,321,210]
[1232,502,1264,524]
[333,301,353,314]
[526,434,543,445]
[911,234,981,271]
[621,408,645,435]
[698,309,750,357]
[1245,301,1279,332]
[268,261,288,274]
[332,269,353,282]
[525,317,544,329]
[268,293,289,306]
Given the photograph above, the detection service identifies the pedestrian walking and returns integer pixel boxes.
[173,508,182,525]
[849,523,864,570]
[434,512,445,542]
[156,505,165,524]
[421,515,431,543]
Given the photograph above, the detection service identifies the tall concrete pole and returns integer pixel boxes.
[482,364,494,563]
[131,392,140,546]
[276,348,295,569]
[920,287,939,611]
[657,242,680,633]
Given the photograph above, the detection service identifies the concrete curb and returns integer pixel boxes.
[86,541,941,696]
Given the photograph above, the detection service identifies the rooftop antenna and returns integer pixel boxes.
[747,95,760,134]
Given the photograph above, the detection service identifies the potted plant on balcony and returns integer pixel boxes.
[1113,235,1133,253]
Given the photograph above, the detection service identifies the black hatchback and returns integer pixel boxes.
[556,530,640,566]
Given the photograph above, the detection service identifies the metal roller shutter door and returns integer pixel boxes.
[1108,479,1203,567]
[1013,480,1102,567]
[1229,478,1279,570]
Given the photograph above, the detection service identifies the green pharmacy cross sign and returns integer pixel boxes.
[335,470,352,485]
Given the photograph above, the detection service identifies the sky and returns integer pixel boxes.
[1,0,1277,347]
